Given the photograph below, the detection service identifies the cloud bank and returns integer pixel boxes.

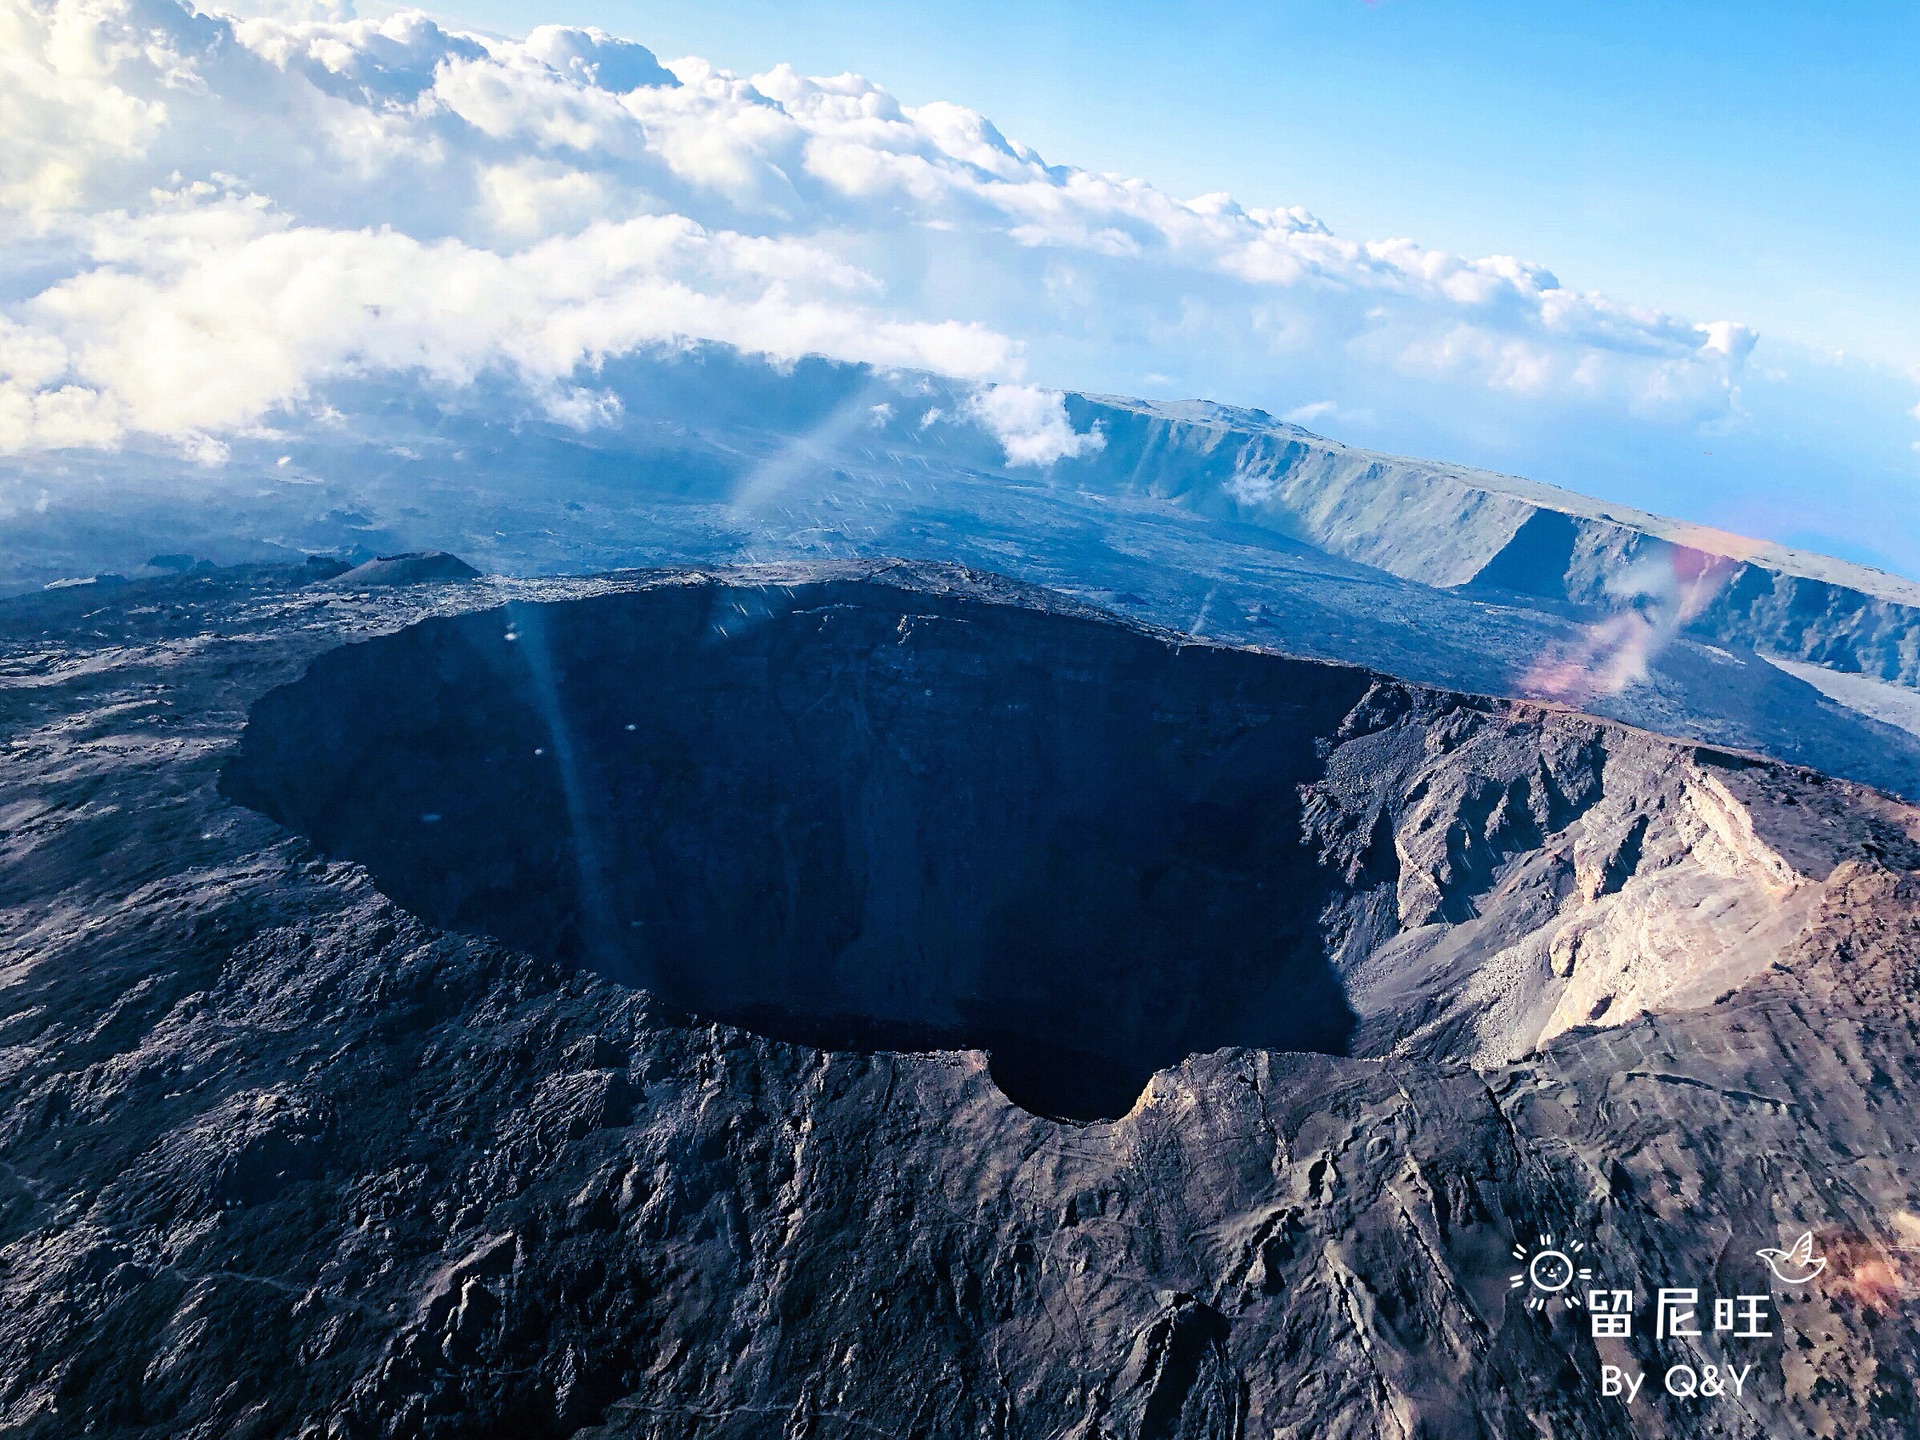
[1,0,1915,566]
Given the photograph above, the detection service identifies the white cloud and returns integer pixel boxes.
[963,384,1104,467]
[1,193,1014,451]
[0,0,1766,464]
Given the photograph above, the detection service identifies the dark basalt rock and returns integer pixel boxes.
[1,559,1918,1440]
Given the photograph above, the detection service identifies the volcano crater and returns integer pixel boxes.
[222,576,1376,1120]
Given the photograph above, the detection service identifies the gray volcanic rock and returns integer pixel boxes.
[1,560,1919,1439]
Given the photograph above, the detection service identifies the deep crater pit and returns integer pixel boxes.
[223,576,1376,1120]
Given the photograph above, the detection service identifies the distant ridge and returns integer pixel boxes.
[1058,393,1920,685]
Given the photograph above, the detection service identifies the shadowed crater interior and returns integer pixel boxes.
[223,576,1371,1121]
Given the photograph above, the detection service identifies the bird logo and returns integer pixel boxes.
[1756,1231,1827,1286]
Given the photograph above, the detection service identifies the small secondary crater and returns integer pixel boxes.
[223,576,1367,1121]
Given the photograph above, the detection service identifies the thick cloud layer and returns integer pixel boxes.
[1,0,1916,567]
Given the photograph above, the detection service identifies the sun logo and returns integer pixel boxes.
[1509,1232,1596,1313]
